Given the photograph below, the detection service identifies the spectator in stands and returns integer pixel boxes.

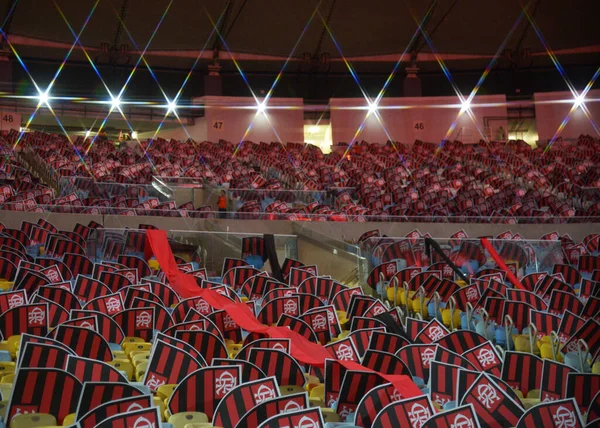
[218,190,227,218]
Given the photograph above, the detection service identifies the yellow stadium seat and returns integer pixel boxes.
[108,359,134,381]
[0,384,12,399]
[0,399,7,420]
[156,384,178,401]
[0,281,12,292]
[148,260,160,270]
[11,413,57,428]
[593,361,600,375]
[280,385,304,396]
[123,336,146,345]
[309,384,325,401]
[6,335,20,358]
[124,342,152,355]
[0,341,12,354]
[522,398,541,410]
[184,424,213,428]
[0,361,16,376]
[321,408,340,423]
[112,350,126,359]
[135,362,148,382]
[226,344,242,356]
[130,349,150,359]
[512,389,524,399]
[132,352,150,366]
[1,373,14,384]
[168,412,209,428]
[309,398,326,408]
[153,396,166,422]
[62,413,76,426]
[527,389,540,399]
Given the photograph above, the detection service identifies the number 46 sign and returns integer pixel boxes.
[0,112,21,131]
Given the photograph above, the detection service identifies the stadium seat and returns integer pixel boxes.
[168,412,209,428]
[108,359,134,380]
[153,396,166,422]
[11,413,57,427]
[156,384,178,401]
[280,385,304,395]
[135,362,148,382]
[322,408,341,423]
[0,400,6,420]
[309,384,325,401]
[62,413,76,426]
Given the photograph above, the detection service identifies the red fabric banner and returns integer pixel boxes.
[480,238,525,290]
[146,230,422,398]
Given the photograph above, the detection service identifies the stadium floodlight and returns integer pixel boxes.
[110,95,121,111]
[573,94,585,109]
[460,99,471,113]
[167,100,177,115]
[85,130,91,138]
[37,90,50,107]
[256,101,267,114]
[131,131,138,139]
[367,101,378,115]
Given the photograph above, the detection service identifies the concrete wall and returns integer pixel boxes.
[1,211,597,243]
[534,90,600,142]
[196,96,305,144]
[330,95,508,145]
[137,117,208,142]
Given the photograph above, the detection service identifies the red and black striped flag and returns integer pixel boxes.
[258,296,300,326]
[498,241,528,269]
[581,278,600,300]
[221,257,249,277]
[124,286,163,307]
[553,264,581,286]
[558,310,585,345]
[66,355,128,383]
[154,332,207,366]
[83,292,126,318]
[566,373,600,421]
[144,279,180,307]
[367,261,400,289]
[212,357,266,382]
[222,266,260,290]
[37,218,58,233]
[502,300,534,332]
[130,297,173,332]
[324,337,360,362]
[462,341,503,377]
[36,258,73,281]
[18,342,72,369]
[579,255,600,274]
[7,368,82,425]
[337,370,385,419]
[331,286,363,312]
[563,318,600,356]
[71,309,125,344]
[143,339,202,391]
[0,303,48,337]
[354,383,403,428]
[99,272,132,293]
[277,314,318,343]
[174,330,228,364]
[515,398,584,428]
[247,347,306,387]
[300,307,332,344]
[368,331,409,354]
[530,309,561,338]
[209,309,243,343]
[435,346,476,370]
[540,359,577,402]
[501,351,543,397]
[506,289,547,311]
[415,318,449,344]
[168,365,242,416]
[0,290,27,313]
[281,258,304,279]
[237,392,309,428]
[94,406,161,428]
[38,285,81,311]
[92,263,117,280]
[405,317,428,341]
[73,276,111,304]
[351,316,387,332]
[421,403,481,428]
[77,395,154,428]
[75,381,144,419]
[241,236,266,261]
[348,327,386,358]
[213,376,280,428]
[112,307,155,341]
[581,296,600,319]
[258,407,325,428]
[347,294,378,320]
[362,349,411,375]
[460,372,524,427]
[14,269,50,295]
[117,254,151,279]
[396,344,436,383]
[0,256,18,281]
[33,295,69,328]
[371,394,436,428]
[54,324,113,362]
[549,290,584,316]
[429,361,462,407]
[288,267,315,288]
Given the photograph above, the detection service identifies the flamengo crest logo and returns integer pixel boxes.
[136,311,152,328]
[28,307,45,326]
[335,344,354,360]
[553,406,577,428]
[408,403,431,427]
[106,296,121,313]
[146,373,166,390]
[476,348,497,367]
[476,383,500,409]
[215,371,237,397]
[451,414,475,428]
[283,299,298,315]
[427,325,445,341]
[421,347,435,367]
[132,416,155,428]
[311,314,327,331]
[8,293,24,309]
[254,385,276,404]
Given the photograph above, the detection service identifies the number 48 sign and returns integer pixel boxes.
[0,112,21,131]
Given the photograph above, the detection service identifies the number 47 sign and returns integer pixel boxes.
[0,112,21,131]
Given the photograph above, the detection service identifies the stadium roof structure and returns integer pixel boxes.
[1,0,598,74]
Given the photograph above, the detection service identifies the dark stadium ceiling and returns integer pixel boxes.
[2,0,598,72]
